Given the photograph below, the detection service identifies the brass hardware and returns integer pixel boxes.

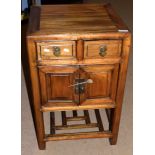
[99,46,107,57]
[53,46,61,56]
[74,79,85,94]
[74,100,79,104]
[69,79,93,87]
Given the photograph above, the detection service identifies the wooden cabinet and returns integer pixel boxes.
[26,3,131,150]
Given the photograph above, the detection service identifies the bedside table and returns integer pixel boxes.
[26,3,131,150]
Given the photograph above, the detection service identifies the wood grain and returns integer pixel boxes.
[38,66,79,105]
[50,112,55,134]
[73,110,78,117]
[61,111,67,126]
[37,57,121,66]
[26,37,46,150]
[26,3,131,149]
[36,41,76,60]
[84,40,122,59]
[81,65,119,105]
[84,110,91,124]
[27,3,129,38]
[66,116,86,121]
[55,123,98,130]
[76,39,84,60]
[94,109,104,131]
[104,3,129,31]
[41,101,115,112]
[39,4,117,35]
[45,131,113,141]
[109,34,131,145]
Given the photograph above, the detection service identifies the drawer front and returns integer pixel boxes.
[37,41,76,60]
[84,40,122,59]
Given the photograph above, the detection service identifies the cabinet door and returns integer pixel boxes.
[38,65,119,108]
[38,66,79,105]
[79,64,119,105]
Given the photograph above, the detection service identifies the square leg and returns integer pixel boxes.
[32,110,46,150]
[108,107,122,145]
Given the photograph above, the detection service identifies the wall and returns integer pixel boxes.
[22,0,28,11]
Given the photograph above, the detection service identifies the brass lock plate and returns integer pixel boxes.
[74,79,85,94]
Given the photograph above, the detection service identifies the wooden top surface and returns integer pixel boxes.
[27,3,129,38]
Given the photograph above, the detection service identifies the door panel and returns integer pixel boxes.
[38,64,119,107]
[80,64,119,104]
[87,72,111,98]
[46,74,72,100]
[38,66,79,105]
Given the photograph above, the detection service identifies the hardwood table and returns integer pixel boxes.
[26,3,131,150]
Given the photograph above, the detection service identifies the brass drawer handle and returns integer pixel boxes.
[99,46,107,57]
[53,46,61,56]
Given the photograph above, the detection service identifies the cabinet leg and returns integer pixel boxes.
[108,108,121,145]
[27,39,47,150]
[33,110,46,150]
[109,135,118,145]
[38,141,46,150]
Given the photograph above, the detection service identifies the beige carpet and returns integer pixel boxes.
[21,0,132,154]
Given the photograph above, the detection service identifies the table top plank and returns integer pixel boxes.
[27,3,129,37]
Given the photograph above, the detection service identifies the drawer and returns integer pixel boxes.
[36,41,76,60]
[84,40,122,59]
